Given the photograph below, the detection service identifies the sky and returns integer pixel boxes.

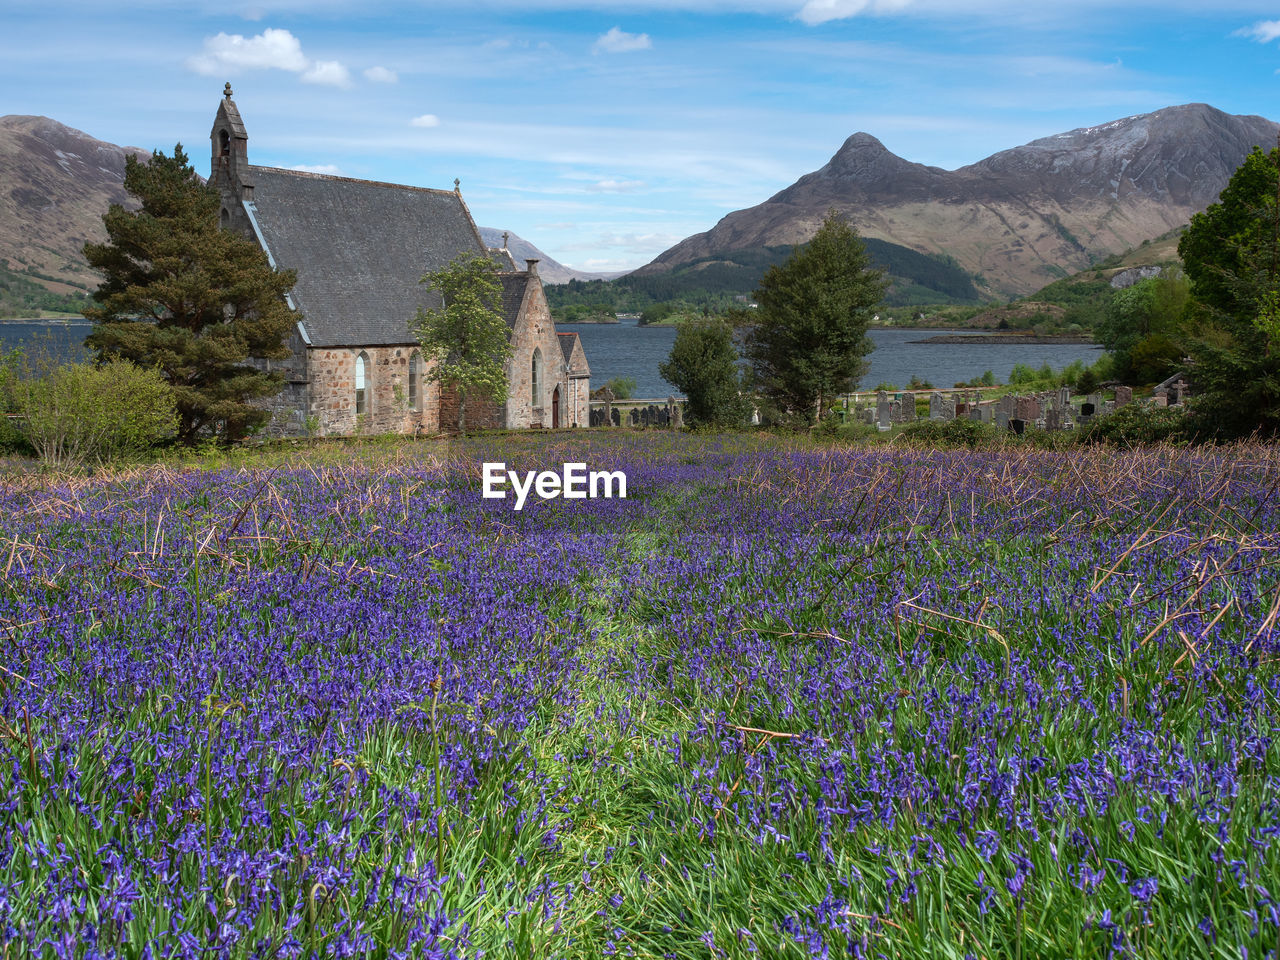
[8,1,1280,274]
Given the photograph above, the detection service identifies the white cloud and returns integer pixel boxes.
[796,0,913,25]
[188,27,309,75]
[286,163,341,175]
[593,27,653,54]
[363,65,398,83]
[302,59,352,87]
[1240,20,1280,43]
[410,113,441,128]
[588,178,646,192]
[188,27,354,87]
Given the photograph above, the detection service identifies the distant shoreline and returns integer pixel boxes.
[908,334,1096,345]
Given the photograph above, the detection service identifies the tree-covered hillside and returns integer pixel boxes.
[546,237,982,318]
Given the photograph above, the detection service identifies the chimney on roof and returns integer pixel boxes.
[525,259,539,276]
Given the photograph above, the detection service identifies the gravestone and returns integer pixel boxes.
[877,393,892,429]
[1059,386,1072,409]
[611,407,621,427]
[1016,397,1040,421]
[1153,388,1168,408]
[899,392,916,422]
[1010,418,1026,435]
[1114,385,1133,408]
[602,387,615,428]
[929,393,946,420]
[995,409,1010,431]
[1045,408,1061,431]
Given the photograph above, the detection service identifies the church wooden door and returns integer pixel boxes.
[552,386,561,428]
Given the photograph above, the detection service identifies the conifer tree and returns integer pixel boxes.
[83,143,297,443]
[745,211,886,422]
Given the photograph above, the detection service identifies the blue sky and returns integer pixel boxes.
[8,1,1280,273]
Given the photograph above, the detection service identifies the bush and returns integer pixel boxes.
[603,376,637,400]
[899,417,1003,449]
[15,360,178,467]
[1080,402,1187,446]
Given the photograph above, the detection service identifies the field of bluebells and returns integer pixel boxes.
[2,431,1279,959]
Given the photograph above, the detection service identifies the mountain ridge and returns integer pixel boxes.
[637,104,1279,298]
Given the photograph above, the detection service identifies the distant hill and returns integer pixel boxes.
[0,114,598,314]
[0,115,149,297]
[636,104,1278,299]
[475,228,617,284]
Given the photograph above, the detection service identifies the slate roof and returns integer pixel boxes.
[243,165,498,347]
[498,274,531,331]
[558,332,590,377]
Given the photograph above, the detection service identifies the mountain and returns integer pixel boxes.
[0,114,604,302]
[0,115,149,295]
[475,227,616,284]
[636,104,1280,298]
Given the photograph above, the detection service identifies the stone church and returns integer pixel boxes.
[209,85,590,436]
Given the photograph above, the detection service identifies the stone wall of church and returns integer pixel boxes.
[308,345,440,437]
[504,281,565,429]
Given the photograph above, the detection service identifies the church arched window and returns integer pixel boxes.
[219,129,230,157]
[531,348,542,407]
[355,351,369,416]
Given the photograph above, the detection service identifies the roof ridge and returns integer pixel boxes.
[249,164,460,197]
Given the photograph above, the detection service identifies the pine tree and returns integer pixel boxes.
[745,211,887,422]
[83,143,297,443]
[413,252,512,434]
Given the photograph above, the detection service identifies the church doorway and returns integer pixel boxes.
[552,386,561,428]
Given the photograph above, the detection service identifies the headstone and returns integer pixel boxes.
[602,387,615,428]
[995,410,1010,431]
[969,406,983,422]
[611,407,621,427]
[1081,402,1095,418]
[877,395,892,429]
[1152,389,1168,408]
[999,394,1016,416]
[1016,397,1040,421]
[899,392,916,422]
[1010,418,1026,435]
[1059,386,1072,409]
[1045,408,1061,431]
[929,393,945,420]
[630,408,640,426]
[1114,385,1133,408]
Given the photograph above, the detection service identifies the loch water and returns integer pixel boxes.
[0,318,1104,399]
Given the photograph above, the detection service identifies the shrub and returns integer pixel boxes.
[603,376,637,400]
[1080,402,1187,446]
[16,360,178,467]
[899,417,1003,449]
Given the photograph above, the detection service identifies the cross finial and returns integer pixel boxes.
[224,82,233,100]
[502,231,509,248]
[454,178,460,193]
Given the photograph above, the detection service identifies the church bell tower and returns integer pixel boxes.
[210,83,253,234]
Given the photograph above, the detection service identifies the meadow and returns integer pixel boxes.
[1,431,1278,959]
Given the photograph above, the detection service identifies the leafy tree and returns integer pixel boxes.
[1178,145,1280,436]
[83,144,298,443]
[602,376,636,400]
[658,318,750,427]
[413,252,512,434]
[745,211,887,422]
[1096,272,1189,382]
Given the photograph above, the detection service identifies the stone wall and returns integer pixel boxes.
[503,279,564,429]
[308,345,440,437]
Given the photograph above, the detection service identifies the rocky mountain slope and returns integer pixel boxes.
[637,104,1279,298]
[0,115,149,294]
